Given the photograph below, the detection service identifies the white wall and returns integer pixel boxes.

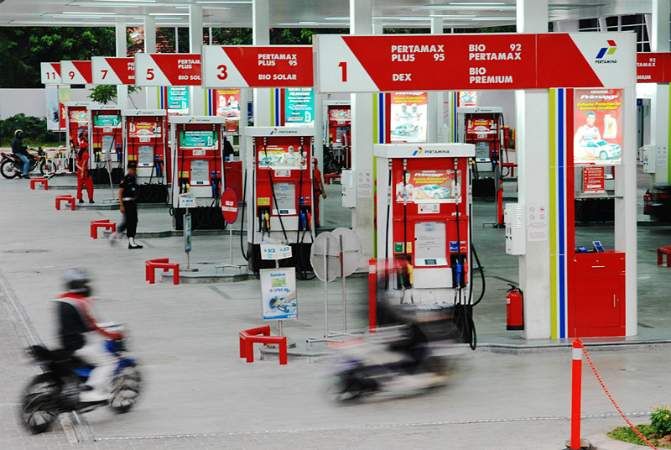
[0,87,146,120]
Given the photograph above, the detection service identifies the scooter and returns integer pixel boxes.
[0,147,54,179]
[19,324,141,435]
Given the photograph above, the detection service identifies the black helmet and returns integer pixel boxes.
[63,268,92,296]
[15,129,24,139]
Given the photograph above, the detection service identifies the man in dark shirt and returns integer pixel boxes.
[11,129,30,179]
[111,161,143,249]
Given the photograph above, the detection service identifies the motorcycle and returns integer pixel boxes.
[20,324,142,435]
[0,147,55,179]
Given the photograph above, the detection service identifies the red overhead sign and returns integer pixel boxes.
[636,53,670,83]
[135,53,202,86]
[92,57,135,85]
[315,33,635,92]
[202,45,313,88]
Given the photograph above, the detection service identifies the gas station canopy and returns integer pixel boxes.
[0,0,655,30]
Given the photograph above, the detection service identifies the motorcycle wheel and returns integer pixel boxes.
[40,160,56,177]
[333,370,375,403]
[109,363,142,414]
[0,159,19,179]
[20,373,61,435]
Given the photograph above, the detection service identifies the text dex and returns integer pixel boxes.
[393,73,412,81]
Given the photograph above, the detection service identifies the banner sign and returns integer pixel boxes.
[260,267,297,320]
[214,89,241,119]
[636,53,671,83]
[135,53,201,86]
[92,57,135,85]
[315,33,635,92]
[390,92,427,143]
[41,63,61,85]
[573,88,623,165]
[582,166,606,194]
[60,61,93,85]
[202,45,313,88]
[285,88,314,125]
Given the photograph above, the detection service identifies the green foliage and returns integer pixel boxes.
[608,424,664,447]
[651,406,671,437]
[0,114,60,147]
[88,85,142,105]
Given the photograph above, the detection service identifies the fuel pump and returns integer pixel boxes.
[375,143,475,328]
[245,127,315,273]
[88,105,122,185]
[65,102,94,173]
[169,116,228,230]
[123,110,169,203]
[457,106,505,226]
[325,103,351,172]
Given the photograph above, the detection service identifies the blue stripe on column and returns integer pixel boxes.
[378,93,385,144]
[557,89,566,339]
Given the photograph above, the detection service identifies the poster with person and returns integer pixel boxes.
[573,89,623,165]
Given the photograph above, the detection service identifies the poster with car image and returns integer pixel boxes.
[260,268,297,320]
[396,170,462,204]
[573,88,623,165]
[390,92,427,143]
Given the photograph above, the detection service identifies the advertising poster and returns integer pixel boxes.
[45,86,60,131]
[215,89,241,120]
[573,88,623,165]
[458,91,477,107]
[582,166,606,194]
[390,92,428,143]
[257,144,307,170]
[329,107,351,122]
[260,268,297,320]
[58,88,71,130]
[167,87,189,114]
[94,115,121,127]
[128,121,161,138]
[182,130,215,148]
[285,88,314,125]
[396,170,462,204]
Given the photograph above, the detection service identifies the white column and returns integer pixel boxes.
[144,16,158,109]
[350,0,374,268]
[116,23,129,109]
[252,0,271,126]
[516,0,551,339]
[428,17,444,143]
[189,4,205,116]
[650,0,671,185]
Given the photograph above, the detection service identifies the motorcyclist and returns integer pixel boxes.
[11,129,30,179]
[55,269,124,403]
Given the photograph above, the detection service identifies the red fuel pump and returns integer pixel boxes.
[65,102,92,159]
[506,285,524,330]
[123,110,169,200]
[88,105,123,183]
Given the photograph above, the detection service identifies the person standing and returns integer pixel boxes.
[76,130,94,204]
[11,129,30,179]
[312,157,327,228]
[111,161,143,249]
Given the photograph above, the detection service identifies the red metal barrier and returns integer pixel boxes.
[239,326,287,365]
[570,339,583,450]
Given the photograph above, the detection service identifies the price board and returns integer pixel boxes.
[92,57,135,85]
[41,62,61,85]
[135,53,202,86]
[60,61,93,85]
[202,45,313,88]
[636,52,671,83]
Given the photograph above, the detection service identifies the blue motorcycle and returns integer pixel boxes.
[20,325,141,434]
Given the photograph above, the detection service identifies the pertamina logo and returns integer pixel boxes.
[269,128,279,135]
[412,147,423,156]
[595,40,617,64]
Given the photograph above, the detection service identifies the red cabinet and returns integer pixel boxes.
[570,251,625,337]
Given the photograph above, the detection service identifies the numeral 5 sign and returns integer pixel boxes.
[92,57,135,85]
[59,61,93,85]
[40,63,61,84]
[135,53,202,86]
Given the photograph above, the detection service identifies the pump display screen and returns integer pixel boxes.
[138,145,154,166]
[101,135,115,154]
[414,222,447,267]
[272,183,297,215]
[190,160,209,185]
[94,115,120,127]
[180,131,216,149]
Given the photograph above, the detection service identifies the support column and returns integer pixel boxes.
[116,23,129,110]
[350,0,374,268]
[516,0,551,339]
[651,0,670,185]
[252,0,271,126]
[428,17,444,142]
[144,16,158,109]
[189,4,205,116]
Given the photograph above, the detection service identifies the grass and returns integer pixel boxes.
[608,424,671,448]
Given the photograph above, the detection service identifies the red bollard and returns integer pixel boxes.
[368,258,377,333]
[570,339,583,449]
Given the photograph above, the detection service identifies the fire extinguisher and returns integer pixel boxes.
[506,284,524,330]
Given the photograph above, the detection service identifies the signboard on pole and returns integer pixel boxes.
[202,45,313,88]
[41,62,61,85]
[260,268,297,320]
[220,188,239,224]
[135,53,202,86]
[284,88,314,125]
[92,57,135,85]
[60,61,93,85]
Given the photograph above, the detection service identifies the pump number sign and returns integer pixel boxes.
[41,63,61,84]
[92,57,135,85]
[60,61,93,85]
[202,45,313,88]
[135,53,202,86]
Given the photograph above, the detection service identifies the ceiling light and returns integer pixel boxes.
[429,14,477,18]
[148,12,188,15]
[449,2,506,5]
[411,5,514,11]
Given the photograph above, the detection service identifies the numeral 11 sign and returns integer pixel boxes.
[41,63,61,84]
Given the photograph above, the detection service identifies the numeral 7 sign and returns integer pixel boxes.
[92,57,135,85]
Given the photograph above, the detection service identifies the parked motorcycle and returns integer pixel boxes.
[0,148,55,179]
[20,324,141,435]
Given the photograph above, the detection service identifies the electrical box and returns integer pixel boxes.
[642,145,656,174]
[505,203,525,255]
[341,169,356,208]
